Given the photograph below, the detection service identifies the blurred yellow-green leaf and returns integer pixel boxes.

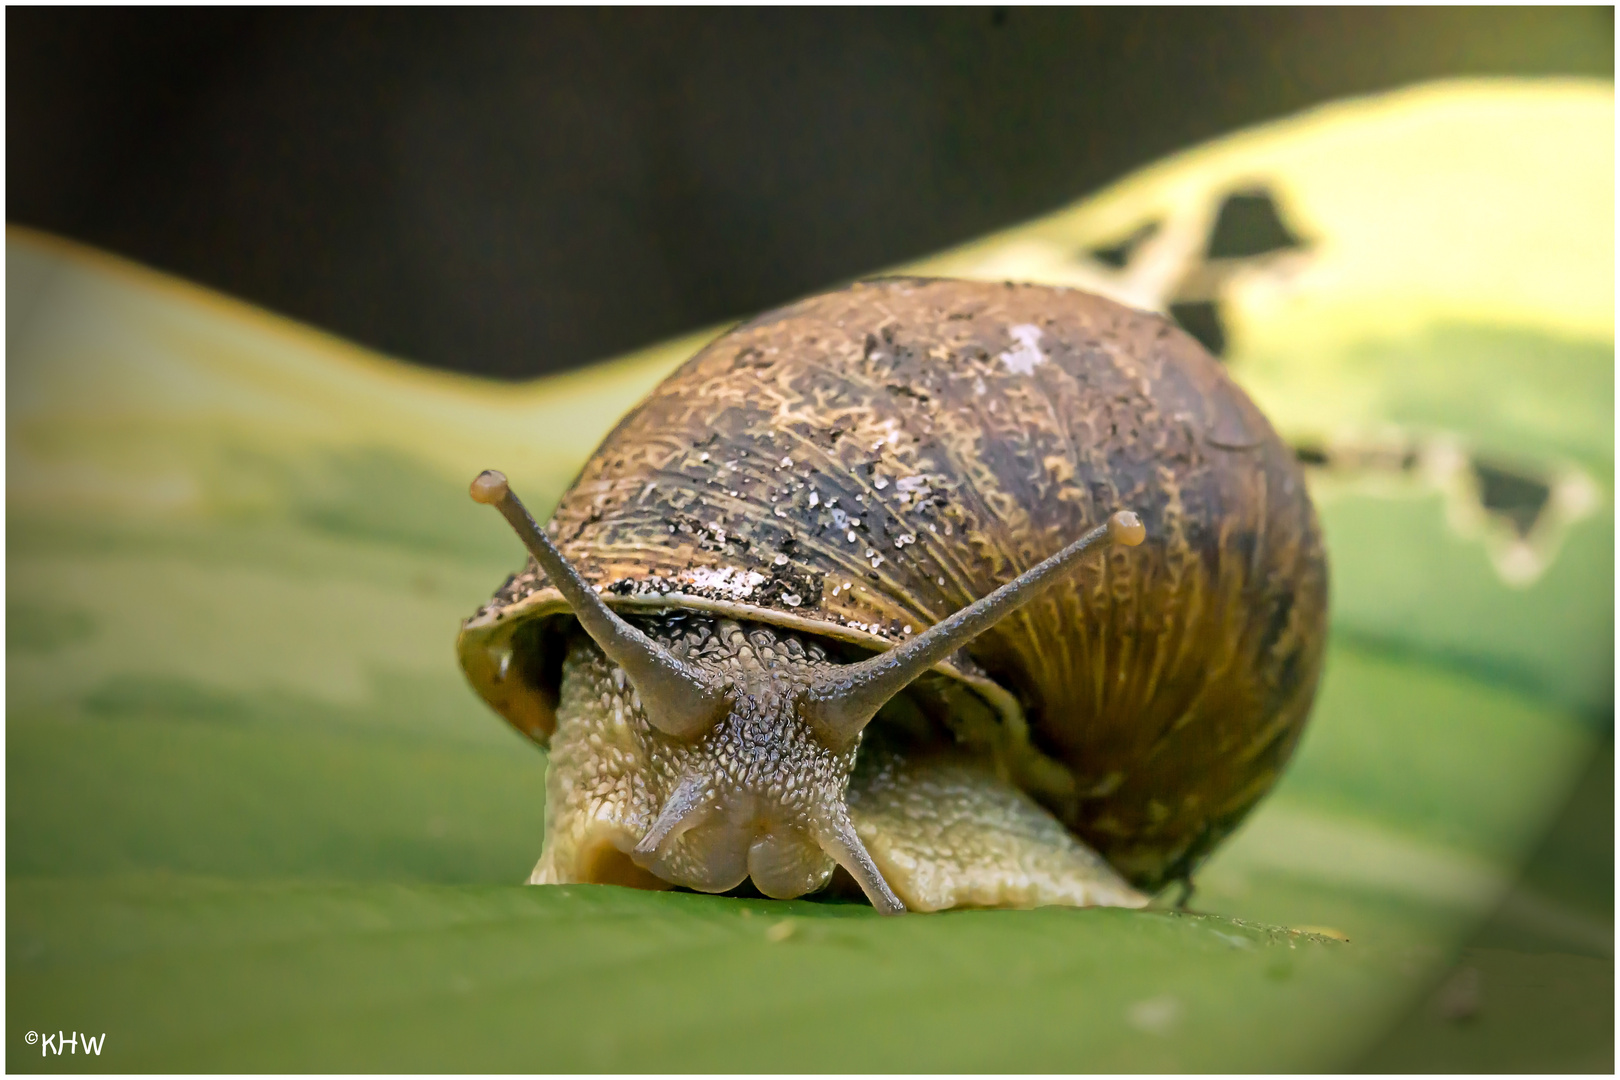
[7,79,1611,1071]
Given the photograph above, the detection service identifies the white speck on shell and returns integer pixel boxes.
[679,566,768,599]
[999,323,1046,376]
[895,475,931,501]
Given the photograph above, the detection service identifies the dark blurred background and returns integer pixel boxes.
[7,7,1614,379]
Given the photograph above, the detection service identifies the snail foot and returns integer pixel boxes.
[844,745,1148,912]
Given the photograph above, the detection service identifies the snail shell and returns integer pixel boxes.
[459,277,1327,895]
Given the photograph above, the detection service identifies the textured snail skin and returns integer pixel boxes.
[460,277,1328,896]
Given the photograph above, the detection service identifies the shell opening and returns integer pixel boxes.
[469,471,729,738]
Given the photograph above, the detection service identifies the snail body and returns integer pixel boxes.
[459,278,1327,912]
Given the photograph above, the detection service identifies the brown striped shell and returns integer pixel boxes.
[458,277,1328,891]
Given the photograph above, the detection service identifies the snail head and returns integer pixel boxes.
[472,469,1144,914]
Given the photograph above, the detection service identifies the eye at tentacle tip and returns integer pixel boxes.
[1108,510,1146,547]
[469,469,510,505]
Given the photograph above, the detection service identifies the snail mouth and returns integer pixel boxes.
[626,788,902,911]
[747,826,839,900]
[534,813,823,901]
[629,794,835,900]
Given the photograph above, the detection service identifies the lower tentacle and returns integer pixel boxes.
[813,810,907,914]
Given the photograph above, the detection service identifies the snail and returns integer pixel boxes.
[458,278,1328,914]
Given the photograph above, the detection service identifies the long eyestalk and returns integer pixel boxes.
[470,470,727,738]
[804,510,1145,745]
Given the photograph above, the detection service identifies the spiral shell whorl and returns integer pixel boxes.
[471,278,1327,889]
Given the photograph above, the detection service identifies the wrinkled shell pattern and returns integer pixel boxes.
[459,277,1328,890]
